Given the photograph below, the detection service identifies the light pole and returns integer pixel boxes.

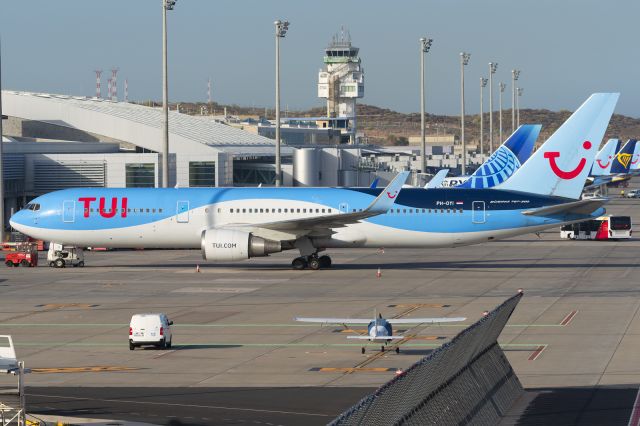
[480,77,487,158]
[488,62,497,154]
[0,38,4,242]
[511,69,520,133]
[499,82,506,143]
[460,52,470,175]
[274,19,289,187]
[517,87,523,127]
[161,0,176,188]
[419,37,433,175]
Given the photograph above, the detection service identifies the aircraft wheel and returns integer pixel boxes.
[319,255,332,268]
[395,347,400,354]
[292,257,307,270]
[361,347,365,354]
[308,257,321,270]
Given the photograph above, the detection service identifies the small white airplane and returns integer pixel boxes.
[295,313,466,354]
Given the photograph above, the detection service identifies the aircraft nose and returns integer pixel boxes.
[9,210,27,232]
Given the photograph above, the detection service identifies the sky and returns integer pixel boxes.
[1,0,639,116]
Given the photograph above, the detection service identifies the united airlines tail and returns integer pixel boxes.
[590,139,618,176]
[610,139,637,174]
[456,124,540,189]
[495,93,619,199]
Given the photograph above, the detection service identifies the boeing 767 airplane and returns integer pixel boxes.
[10,93,619,270]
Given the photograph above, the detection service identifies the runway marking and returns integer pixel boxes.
[407,336,446,341]
[560,310,578,326]
[34,304,99,309]
[0,322,565,328]
[32,366,140,374]
[26,393,332,418]
[310,367,396,373]
[627,385,640,426]
[387,304,450,308]
[335,328,368,334]
[527,345,547,361]
[171,287,258,294]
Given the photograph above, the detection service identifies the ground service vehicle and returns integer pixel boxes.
[129,313,173,350]
[561,215,632,240]
[625,189,640,198]
[4,242,38,267]
[47,243,84,268]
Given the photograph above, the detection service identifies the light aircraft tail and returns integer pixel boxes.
[631,141,640,172]
[457,124,540,189]
[610,140,637,174]
[590,139,619,176]
[425,169,449,189]
[496,93,619,199]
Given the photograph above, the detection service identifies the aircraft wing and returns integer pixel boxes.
[387,317,466,324]
[522,198,608,217]
[295,317,374,324]
[225,171,410,239]
[346,335,406,340]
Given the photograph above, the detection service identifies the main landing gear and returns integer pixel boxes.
[291,254,332,270]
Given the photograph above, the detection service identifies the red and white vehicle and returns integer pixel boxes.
[561,215,632,240]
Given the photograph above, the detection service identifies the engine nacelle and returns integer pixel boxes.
[201,229,282,262]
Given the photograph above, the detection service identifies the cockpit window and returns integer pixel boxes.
[24,203,41,211]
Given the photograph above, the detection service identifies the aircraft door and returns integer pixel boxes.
[176,201,190,223]
[339,202,349,214]
[472,201,485,224]
[62,200,75,223]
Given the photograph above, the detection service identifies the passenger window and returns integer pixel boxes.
[441,209,444,213]
[278,208,282,213]
[321,209,325,213]
[297,209,300,213]
[217,208,221,213]
[230,208,234,213]
[409,209,413,214]
[403,209,407,213]
[128,208,131,213]
[459,209,463,213]
[260,208,264,213]
[447,209,450,213]
[303,209,307,213]
[422,209,426,213]
[152,209,156,213]
[159,208,163,213]
[242,208,246,213]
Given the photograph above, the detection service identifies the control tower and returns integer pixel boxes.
[317,28,364,144]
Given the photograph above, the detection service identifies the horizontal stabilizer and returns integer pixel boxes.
[522,198,607,216]
[346,335,406,340]
[294,317,466,324]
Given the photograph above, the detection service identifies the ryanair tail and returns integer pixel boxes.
[456,124,540,189]
[610,140,637,174]
[495,93,619,199]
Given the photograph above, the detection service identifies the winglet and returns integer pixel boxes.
[366,171,410,213]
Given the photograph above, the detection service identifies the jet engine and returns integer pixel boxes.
[200,229,282,262]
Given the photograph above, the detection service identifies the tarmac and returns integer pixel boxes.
[0,194,639,425]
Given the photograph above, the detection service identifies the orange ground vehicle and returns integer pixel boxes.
[4,242,39,267]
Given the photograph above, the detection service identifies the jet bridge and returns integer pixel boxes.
[330,292,524,425]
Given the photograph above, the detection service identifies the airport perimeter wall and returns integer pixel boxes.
[330,292,524,426]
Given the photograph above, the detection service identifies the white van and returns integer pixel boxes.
[129,313,173,350]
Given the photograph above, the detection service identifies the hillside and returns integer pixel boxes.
[167,101,640,147]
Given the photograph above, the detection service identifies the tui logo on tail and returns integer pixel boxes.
[543,141,592,179]
[596,156,612,169]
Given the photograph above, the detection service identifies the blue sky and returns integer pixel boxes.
[1,0,638,116]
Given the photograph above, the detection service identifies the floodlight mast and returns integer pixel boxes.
[511,69,520,133]
[517,87,523,127]
[274,19,289,187]
[488,62,497,154]
[499,82,506,143]
[459,52,470,175]
[419,37,433,175]
[480,77,487,158]
[161,0,176,188]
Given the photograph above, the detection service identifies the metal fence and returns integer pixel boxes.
[330,292,524,426]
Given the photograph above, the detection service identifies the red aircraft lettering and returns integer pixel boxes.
[78,197,96,218]
[543,141,591,180]
[78,197,128,218]
[632,154,640,165]
[387,191,398,199]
